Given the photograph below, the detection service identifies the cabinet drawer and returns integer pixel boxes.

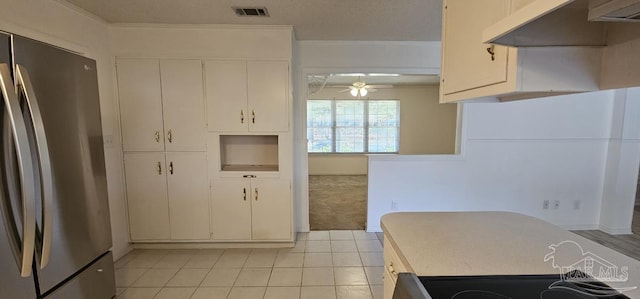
[383,236,408,284]
[383,266,396,299]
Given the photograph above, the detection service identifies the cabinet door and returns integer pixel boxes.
[247,61,289,132]
[124,153,170,240]
[166,152,210,240]
[441,0,510,95]
[205,60,248,132]
[211,179,251,240]
[161,60,206,151]
[117,59,165,151]
[251,179,291,240]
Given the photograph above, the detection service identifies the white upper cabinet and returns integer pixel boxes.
[478,0,640,94]
[117,59,165,151]
[205,60,248,132]
[117,58,206,151]
[247,61,289,132]
[442,0,511,95]
[160,60,206,151]
[205,60,289,132]
[440,0,603,103]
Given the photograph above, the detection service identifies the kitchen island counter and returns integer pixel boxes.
[381,212,640,298]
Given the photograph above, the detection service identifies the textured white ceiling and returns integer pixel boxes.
[308,74,440,95]
[323,74,441,86]
[62,0,443,41]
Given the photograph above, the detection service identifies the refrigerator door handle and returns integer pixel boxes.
[0,63,37,277]
[16,64,54,269]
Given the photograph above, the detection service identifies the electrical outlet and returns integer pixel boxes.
[104,135,114,148]
[573,200,581,210]
[552,200,560,210]
[391,201,398,210]
[543,200,550,210]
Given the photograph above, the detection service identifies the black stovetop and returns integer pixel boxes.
[396,270,630,299]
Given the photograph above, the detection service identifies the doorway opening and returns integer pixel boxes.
[305,73,457,231]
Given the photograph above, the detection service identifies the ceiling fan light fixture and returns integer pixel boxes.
[350,88,359,97]
[360,88,368,96]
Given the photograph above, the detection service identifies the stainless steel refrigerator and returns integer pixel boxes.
[0,32,115,298]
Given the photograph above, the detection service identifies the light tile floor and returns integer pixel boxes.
[114,231,384,299]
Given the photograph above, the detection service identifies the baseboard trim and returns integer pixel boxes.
[112,245,134,261]
[561,224,599,231]
[598,226,633,235]
[132,242,294,249]
[367,226,382,233]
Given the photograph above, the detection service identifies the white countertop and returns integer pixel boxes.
[381,212,640,298]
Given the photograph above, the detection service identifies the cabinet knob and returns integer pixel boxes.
[155,130,160,143]
[167,129,173,143]
[486,45,496,61]
[243,188,247,201]
[387,263,398,277]
[240,110,244,124]
[251,110,255,124]
[255,187,259,201]
[169,161,174,175]
[157,162,162,175]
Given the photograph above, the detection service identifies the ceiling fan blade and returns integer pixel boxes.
[338,88,352,92]
[367,88,378,92]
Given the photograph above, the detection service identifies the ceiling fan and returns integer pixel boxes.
[339,78,392,97]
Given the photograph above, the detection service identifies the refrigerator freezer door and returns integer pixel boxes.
[12,36,113,295]
[0,31,38,299]
[45,252,116,299]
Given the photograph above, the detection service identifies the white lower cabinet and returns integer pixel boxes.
[124,152,171,240]
[211,177,291,241]
[209,179,252,240]
[166,152,210,240]
[124,152,209,241]
[383,234,408,299]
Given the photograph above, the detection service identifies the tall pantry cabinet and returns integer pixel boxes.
[206,59,293,242]
[115,26,295,245]
[117,59,209,241]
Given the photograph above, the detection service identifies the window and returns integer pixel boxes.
[307,100,399,153]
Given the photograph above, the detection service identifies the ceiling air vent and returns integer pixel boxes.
[233,7,269,17]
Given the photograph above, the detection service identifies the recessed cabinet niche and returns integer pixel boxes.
[205,60,289,132]
[218,135,279,172]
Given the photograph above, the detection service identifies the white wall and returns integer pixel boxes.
[0,0,130,258]
[599,88,640,233]
[368,90,640,232]
[109,24,293,59]
[308,155,368,175]
[295,40,443,231]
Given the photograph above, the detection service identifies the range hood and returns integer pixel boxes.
[589,0,640,21]
[482,0,639,46]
